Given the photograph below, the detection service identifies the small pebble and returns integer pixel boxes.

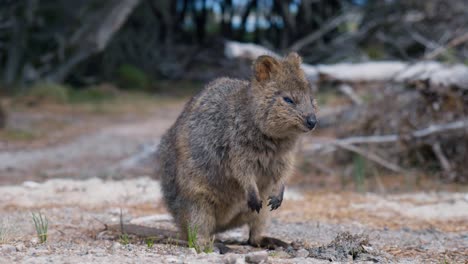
[30,237,39,244]
[111,242,121,250]
[224,253,246,264]
[15,243,26,252]
[0,244,17,254]
[165,256,180,263]
[245,251,268,264]
[295,248,309,258]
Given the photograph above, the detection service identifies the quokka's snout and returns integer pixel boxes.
[305,114,317,130]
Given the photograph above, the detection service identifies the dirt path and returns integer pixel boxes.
[0,106,467,263]
[0,105,180,185]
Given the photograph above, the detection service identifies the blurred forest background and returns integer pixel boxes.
[2,0,468,86]
[1,0,468,188]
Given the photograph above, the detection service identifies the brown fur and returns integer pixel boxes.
[158,53,317,249]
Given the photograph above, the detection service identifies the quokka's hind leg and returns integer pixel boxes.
[247,209,289,250]
[247,208,267,246]
[177,200,217,250]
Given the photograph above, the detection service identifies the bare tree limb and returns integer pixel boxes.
[47,0,141,82]
[425,32,468,60]
[431,142,456,180]
[289,13,355,52]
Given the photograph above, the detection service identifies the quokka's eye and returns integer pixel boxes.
[283,96,295,105]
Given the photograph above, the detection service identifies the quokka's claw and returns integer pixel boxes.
[247,191,263,213]
[267,196,282,211]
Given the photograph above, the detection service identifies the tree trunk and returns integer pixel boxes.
[3,17,24,87]
[46,0,141,83]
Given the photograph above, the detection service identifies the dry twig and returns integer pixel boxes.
[338,84,363,105]
[425,32,468,60]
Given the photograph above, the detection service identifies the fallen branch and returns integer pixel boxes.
[333,142,403,172]
[431,142,456,180]
[106,223,180,240]
[338,84,363,105]
[314,119,468,147]
[304,119,468,171]
[225,41,468,89]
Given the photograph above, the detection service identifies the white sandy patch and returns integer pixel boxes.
[0,177,162,209]
[351,192,468,221]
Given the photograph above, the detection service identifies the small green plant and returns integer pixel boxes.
[118,208,130,245]
[203,236,215,253]
[68,85,117,104]
[32,212,48,243]
[25,82,69,104]
[365,45,385,60]
[145,237,154,248]
[187,224,199,252]
[0,219,12,244]
[186,225,214,253]
[353,154,366,193]
[441,256,451,264]
[117,64,150,90]
[119,233,130,245]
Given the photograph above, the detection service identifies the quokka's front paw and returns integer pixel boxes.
[267,195,283,211]
[247,191,262,213]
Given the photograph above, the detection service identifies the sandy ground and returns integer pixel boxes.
[0,105,467,263]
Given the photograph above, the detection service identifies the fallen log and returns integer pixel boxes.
[225,41,468,89]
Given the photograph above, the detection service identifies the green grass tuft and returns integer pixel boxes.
[187,225,214,253]
[119,233,130,245]
[32,212,48,243]
[203,236,215,253]
[187,224,200,252]
[145,237,154,248]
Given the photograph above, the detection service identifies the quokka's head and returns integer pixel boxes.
[250,52,317,138]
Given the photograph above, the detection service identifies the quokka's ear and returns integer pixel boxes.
[253,55,280,82]
[285,52,302,67]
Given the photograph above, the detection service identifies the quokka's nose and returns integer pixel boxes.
[305,115,317,130]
